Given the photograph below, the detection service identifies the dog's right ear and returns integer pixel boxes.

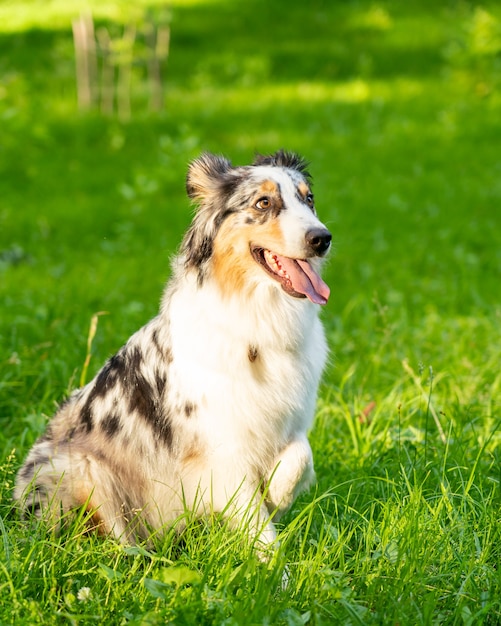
[186,153,233,202]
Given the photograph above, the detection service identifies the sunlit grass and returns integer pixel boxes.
[0,0,217,33]
[1,0,501,623]
[177,77,424,107]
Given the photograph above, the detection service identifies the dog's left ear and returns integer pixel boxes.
[186,152,233,202]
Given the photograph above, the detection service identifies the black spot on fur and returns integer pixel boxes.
[124,348,172,447]
[184,402,196,418]
[182,229,213,286]
[128,372,155,419]
[93,353,126,398]
[80,403,94,433]
[184,206,236,277]
[65,427,77,442]
[19,462,35,482]
[19,450,50,480]
[248,346,259,362]
[214,208,235,228]
[151,329,174,366]
[152,328,160,351]
[253,150,311,182]
[155,411,173,447]
[151,329,165,360]
[196,236,213,266]
[155,371,167,397]
[101,413,122,438]
[79,351,127,434]
[128,346,143,374]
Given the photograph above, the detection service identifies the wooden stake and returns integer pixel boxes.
[72,13,97,109]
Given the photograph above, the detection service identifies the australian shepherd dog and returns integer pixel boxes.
[15,150,331,551]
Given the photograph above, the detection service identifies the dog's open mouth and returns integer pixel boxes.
[252,247,330,305]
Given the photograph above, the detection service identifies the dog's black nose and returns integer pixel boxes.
[305,228,332,256]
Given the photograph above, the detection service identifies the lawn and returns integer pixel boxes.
[1,0,501,623]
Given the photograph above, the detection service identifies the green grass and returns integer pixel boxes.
[1,0,501,623]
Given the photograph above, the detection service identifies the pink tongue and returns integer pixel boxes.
[277,256,330,305]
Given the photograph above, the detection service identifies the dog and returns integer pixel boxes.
[15,150,331,551]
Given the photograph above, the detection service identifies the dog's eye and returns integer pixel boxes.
[255,197,271,210]
[306,193,314,208]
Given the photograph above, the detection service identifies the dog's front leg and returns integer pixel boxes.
[205,467,278,557]
[265,435,315,521]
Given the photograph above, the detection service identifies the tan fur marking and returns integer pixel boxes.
[249,218,285,253]
[182,436,204,464]
[259,180,278,194]
[212,217,257,298]
[75,487,107,535]
[212,216,286,299]
[298,182,310,198]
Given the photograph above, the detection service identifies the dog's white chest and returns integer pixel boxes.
[164,280,327,451]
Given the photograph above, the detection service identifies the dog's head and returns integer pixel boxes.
[182,150,331,304]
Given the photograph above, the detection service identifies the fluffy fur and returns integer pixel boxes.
[15,150,332,550]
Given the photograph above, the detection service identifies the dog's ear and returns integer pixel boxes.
[186,153,233,202]
[182,152,238,280]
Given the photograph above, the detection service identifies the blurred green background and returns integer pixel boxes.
[2,0,501,446]
[1,0,501,443]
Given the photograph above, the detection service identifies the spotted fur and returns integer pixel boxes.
[15,150,332,550]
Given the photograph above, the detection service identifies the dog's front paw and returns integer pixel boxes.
[266,436,315,519]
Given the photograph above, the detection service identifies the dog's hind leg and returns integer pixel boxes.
[15,442,140,540]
